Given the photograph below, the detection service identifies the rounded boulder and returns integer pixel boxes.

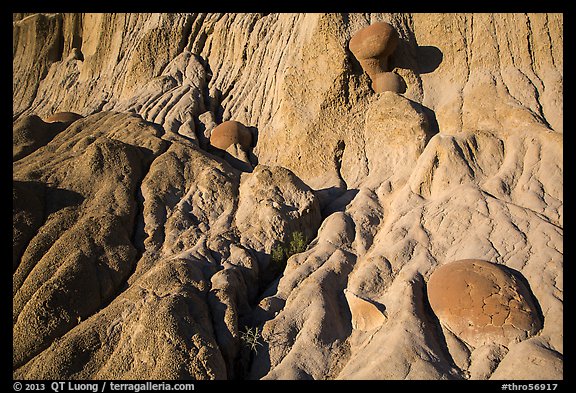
[45,112,83,124]
[210,120,252,150]
[427,259,542,347]
[372,71,405,93]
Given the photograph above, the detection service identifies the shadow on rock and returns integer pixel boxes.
[416,45,444,74]
[44,185,85,217]
[318,188,359,218]
[13,115,70,161]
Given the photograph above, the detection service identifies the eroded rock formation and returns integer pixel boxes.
[13,13,562,380]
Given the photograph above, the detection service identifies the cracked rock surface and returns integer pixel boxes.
[427,259,542,347]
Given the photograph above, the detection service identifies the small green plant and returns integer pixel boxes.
[240,326,264,354]
[270,231,308,272]
[271,243,286,266]
[287,231,307,256]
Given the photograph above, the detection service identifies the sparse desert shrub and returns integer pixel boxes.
[270,243,286,266]
[240,326,263,354]
[287,230,307,256]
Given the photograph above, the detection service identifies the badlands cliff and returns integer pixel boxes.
[12,13,563,380]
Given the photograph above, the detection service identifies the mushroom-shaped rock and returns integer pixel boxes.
[349,22,399,80]
[210,120,253,150]
[45,112,83,124]
[427,259,542,347]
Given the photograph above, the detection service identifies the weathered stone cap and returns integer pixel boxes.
[349,22,399,61]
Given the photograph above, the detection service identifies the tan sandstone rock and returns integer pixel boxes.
[344,289,386,331]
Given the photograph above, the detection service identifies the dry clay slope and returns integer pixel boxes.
[12,13,562,380]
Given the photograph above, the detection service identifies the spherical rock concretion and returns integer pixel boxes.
[427,259,542,347]
[372,71,404,93]
[45,112,83,124]
[210,120,252,150]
